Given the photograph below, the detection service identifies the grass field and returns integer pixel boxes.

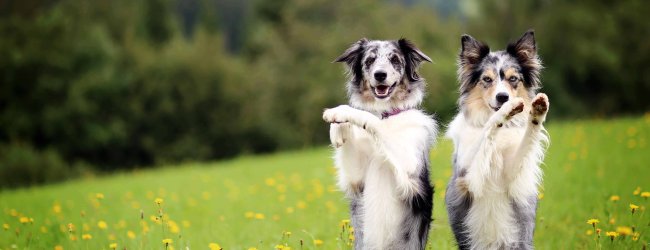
[1,115,649,250]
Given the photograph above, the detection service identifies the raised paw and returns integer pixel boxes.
[506,98,525,118]
[323,105,354,124]
[329,123,351,148]
[530,93,549,125]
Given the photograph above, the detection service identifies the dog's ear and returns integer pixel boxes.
[398,38,431,82]
[334,38,368,85]
[507,29,542,89]
[459,34,489,66]
[334,38,367,64]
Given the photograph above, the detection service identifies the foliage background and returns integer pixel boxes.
[1,0,649,187]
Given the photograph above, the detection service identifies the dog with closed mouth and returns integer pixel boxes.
[322,38,437,249]
[445,30,550,249]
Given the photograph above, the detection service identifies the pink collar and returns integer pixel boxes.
[381,108,410,119]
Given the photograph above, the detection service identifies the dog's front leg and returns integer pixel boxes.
[459,98,525,198]
[324,105,429,199]
[506,94,549,200]
[329,122,368,197]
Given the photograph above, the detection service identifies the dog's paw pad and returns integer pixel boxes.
[531,94,549,116]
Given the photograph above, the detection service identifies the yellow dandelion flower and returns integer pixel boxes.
[340,219,351,226]
[275,245,285,249]
[285,207,294,214]
[96,193,104,199]
[605,231,619,242]
[632,232,640,241]
[168,220,180,234]
[586,219,599,226]
[54,245,63,250]
[537,193,544,200]
[641,191,650,198]
[19,217,29,224]
[97,220,108,229]
[127,230,136,239]
[596,228,602,235]
[67,223,75,232]
[609,195,620,201]
[209,243,222,250]
[69,235,77,241]
[314,239,324,246]
[284,231,292,237]
[245,211,255,219]
[616,226,633,236]
[265,178,276,186]
[297,201,307,209]
[3,223,9,230]
[248,248,258,250]
[633,187,641,195]
[163,238,173,244]
[82,234,92,240]
[254,213,265,220]
[630,203,639,214]
[349,234,355,241]
[109,243,117,249]
[53,204,61,214]
[609,217,616,224]
[586,230,593,235]
[155,198,164,205]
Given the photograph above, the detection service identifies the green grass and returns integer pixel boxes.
[1,115,649,249]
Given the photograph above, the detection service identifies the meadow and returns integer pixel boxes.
[1,115,649,250]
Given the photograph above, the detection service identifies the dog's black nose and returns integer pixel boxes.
[496,92,509,104]
[374,71,387,82]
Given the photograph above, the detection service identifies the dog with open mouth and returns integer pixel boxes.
[322,38,437,249]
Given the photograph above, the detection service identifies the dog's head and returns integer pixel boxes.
[457,30,542,124]
[335,38,431,113]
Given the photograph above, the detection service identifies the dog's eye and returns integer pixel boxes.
[390,55,400,64]
[509,76,519,82]
[482,77,493,83]
[365,57,375,66]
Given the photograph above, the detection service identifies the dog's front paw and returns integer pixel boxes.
[323,105,355,124]
[530,93,549,125]
[329,123,351,148]
[504,97,525,119]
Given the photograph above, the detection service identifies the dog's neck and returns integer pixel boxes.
[381,108,410,119]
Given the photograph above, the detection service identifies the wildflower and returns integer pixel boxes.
[254,213,265,220]
[633,187,641,195]
[632,232,640,241]
[53,204,61,214]
[537,193,544,200]
[616,226,633,236]
[67,223,75,232]
[97,220,108,229]
[605,231,619,242]
[340,219,350,227]
[208,243,222,250]
[586,219,599,227]
[40,226,48,233]
[96,193,104,199]
[641,191,650,199]
[248,248,258,250]
[275,245,285,249]
[69,235,77,241]
[630,203,639,214]
[314,239,324,246]
[19,217,29,224]
[609,195,620,201]
[155,198,164,205]
[54,246,63,250]
[285,207,294,214]
[596,228,602,236]
[127,230,136,239]
[109,243,117,250]
[163,238,173,245]
[3,224,8,230]
[245,211,255,219]
[82,234,92,240]
[284,231,292,237]
[586,230,593,235]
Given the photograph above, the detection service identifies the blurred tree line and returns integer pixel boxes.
[1,0,648,187]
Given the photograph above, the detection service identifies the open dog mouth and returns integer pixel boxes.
[372,82,397,99]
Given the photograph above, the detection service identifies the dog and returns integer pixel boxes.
[444,30,550,250]
[322,38,437,249]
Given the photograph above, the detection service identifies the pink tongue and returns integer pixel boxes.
[376,86,388,95]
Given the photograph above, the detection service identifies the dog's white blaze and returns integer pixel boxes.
[328,108,437,249]
[364,41,403,89]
